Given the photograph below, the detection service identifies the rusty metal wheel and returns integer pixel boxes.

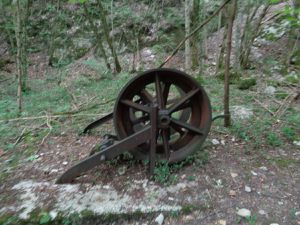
[113,68,212,163]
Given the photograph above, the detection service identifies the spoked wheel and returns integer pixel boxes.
[114,68,212,163]
[56,68,212,183]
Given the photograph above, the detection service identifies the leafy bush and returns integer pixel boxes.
[237,78,256,90]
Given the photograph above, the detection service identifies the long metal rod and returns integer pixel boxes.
[56,126,151,184]
[82,112,113,134]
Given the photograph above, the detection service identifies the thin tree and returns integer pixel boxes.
[14,0,23,112]
[96,0,121,73]
[185,0,193,71]
[224,0,237,127]
[83,3,111,71]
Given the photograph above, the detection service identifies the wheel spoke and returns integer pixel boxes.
[121,99,150,113]
[155,73,163,108]
[168,89,199,114]
[140,89,154,103]
[170,118,204,135]
[162,82,171,107]
[170,122,185,136]
[161,129,170,158]
[172,101,192,112]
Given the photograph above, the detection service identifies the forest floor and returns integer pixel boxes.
[0,11,300,225]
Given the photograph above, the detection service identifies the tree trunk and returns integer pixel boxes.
[239,5,269,69]
[185,0,192,71]
[21,0,29,91]
[83,3,111,71]
[96,0,121,73]
[224,0,237,127]
[215,24,228,74]
[15,0,23,113]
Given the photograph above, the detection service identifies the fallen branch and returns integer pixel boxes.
[159,0,232,68]
[56,98,116,115]
[275,92,299,118]
[253,98,275,116]
[39,113,53,147]
[0,113,106,123]
[13,127,27,147]
[0,78,12,83]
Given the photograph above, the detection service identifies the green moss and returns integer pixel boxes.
[216,70,241,84]
[266,133,282,147]
[285,73,300,84]
[269,157,300,168]
[237,78,257,90]
[181,204,198,214]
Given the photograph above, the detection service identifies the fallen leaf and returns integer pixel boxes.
[229,190,236,196]
[230,172,238,178]
[217,219,226,225]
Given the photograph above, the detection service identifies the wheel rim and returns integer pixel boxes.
[113,68,212,162]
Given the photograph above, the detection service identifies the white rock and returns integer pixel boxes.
[293,141,300,146]
[259,166,268,171]
[50,169,59,174]
[212,139,220,145]
[295,211,300,216]
[251,171,258,176]
[49,211,58,219]
[237,208,251,217]
[142,180,148,188]
[270,223,279,225]
[221,140,225,145]
[231,106,253,120]
[264,86,276,95]
[259,209,266,215]
[62,161,68,166]
[155,213,164,225]
[168,197,174,201]
[230,173,238,178]
[245,185,252,193]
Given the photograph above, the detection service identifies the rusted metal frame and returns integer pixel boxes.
[155,73,164,109]
[170,118,204,135]
[161,129,170,159]
[149,106,158,177]
[56,126,151,184]
[82,112,114,134]
[121,99,150,113]
[168,88,199,114]
[140,89,154,103]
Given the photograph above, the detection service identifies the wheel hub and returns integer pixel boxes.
[158,110,170,128]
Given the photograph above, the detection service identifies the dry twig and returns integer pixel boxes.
[39,112,53,147]
[13,127,27,147]
[0,113,106,123]
[253,98,275,116]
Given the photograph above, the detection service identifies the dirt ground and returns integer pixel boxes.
[0,119,299,225]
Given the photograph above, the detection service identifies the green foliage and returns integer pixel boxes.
[275,91,288,100]
[154,160,177,185]
[267,132,282,147]
[39,212,51,224]
[181,204,199,214]
[281,126,296,141]
[237,78,257,90]
[245,215,257,225]
[285,72,300,84]
[216,70,241,84]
